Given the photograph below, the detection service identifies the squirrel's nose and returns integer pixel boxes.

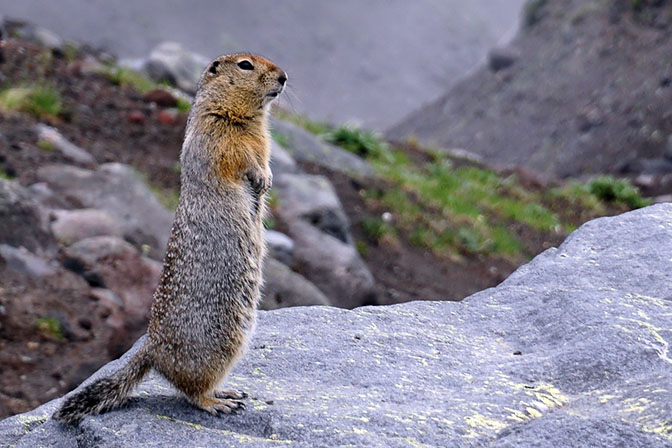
[278,74,287,86]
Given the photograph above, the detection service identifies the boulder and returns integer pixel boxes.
[270,119,374,179]
[0,179,54,255]
[12,23,64,53]
[274,174,352,244]
[0,245,57,277]
[144,41,209,94]
[263,230,294,266]
[50,209,123,246]
[37,163,173,259]
[260,257,330,310]
[2,204,671,447]
[62,236,162,354]
[269,139,299,176]
[273,173,377,308]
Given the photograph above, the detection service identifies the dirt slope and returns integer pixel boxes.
[389,0,672,180]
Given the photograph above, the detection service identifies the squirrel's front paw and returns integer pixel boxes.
[245,169,272,196]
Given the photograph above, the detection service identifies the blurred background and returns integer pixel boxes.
[0,0,670,418]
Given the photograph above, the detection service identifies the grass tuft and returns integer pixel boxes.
[0,84,63,118]
[104,66,156,93]
[36,316,64,341]
[587,176,651,209]
[324,125,389,159]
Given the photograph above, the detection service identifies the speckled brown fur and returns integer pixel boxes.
[54,53,287,424]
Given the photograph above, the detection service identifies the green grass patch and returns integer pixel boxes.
[551,176,650,211]
[176,97,192,113]
[37,139,56,151]
[36,316,64,341]
[361,215,396,243]
[326,130,560,258]
[103,66,156,93]
[0,84,63,118]
[324,125,389,159]
[587,176,651,209]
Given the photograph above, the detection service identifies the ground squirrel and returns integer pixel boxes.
[54,53,287,424]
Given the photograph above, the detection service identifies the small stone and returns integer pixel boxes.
[127,110,146,125]
[157,109,179,126]
[488,47,520,72]
[144,89,178,108]
[33,124,95,165]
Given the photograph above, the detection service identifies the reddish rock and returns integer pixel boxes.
[143,89,178,108]
[127,109,146,125]
[157,108,179,126]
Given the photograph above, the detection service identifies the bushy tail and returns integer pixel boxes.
[53,344,152,425]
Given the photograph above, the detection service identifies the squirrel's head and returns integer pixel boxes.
[195,53,287,122]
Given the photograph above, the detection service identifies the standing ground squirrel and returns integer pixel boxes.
[54,53,287,424]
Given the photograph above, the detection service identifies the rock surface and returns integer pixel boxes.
[37,163,174,259]
[0,179,54,255]
[260,257,330,310]
[4,204,671,447]
[33,124,96,165]
[144,41,209,94]
[50,209,123,246]
[273,173,377,308]
[388,1,672,179]
[271,119,374,179]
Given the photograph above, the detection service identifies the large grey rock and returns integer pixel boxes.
[62,236,162,355]
[144,41,209,94]
[2,205,672,447]
[37,163,173,259]
[50,208,123,246]
[0,179,54,255]
[274,173,352,244]
[263,230,294,265]
[271,119,374,178]
[260,257,330,310]
[0,244,57,277]
[12,23,64,52]
[273,173,376,308]
[269,139,299,176]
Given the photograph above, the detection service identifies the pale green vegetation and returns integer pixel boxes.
[302,120,650,260]
[103,66,156,93]
[0,84,63,118]
[36,316,64,341]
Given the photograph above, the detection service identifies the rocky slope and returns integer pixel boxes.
[0,21,655,421]
[389,0,672,184]
[1,205,671,447]
[0,0,524,129]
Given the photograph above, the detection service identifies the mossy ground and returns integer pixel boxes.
[278,114,650,261]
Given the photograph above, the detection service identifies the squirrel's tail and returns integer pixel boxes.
[53,343,152,425]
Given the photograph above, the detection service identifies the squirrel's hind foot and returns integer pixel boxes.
[214,388,248,400]
[191,393,246,416]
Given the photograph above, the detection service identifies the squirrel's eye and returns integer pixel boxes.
[237,60,254,70]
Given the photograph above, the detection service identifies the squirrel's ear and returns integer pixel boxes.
[208,61,220,75]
